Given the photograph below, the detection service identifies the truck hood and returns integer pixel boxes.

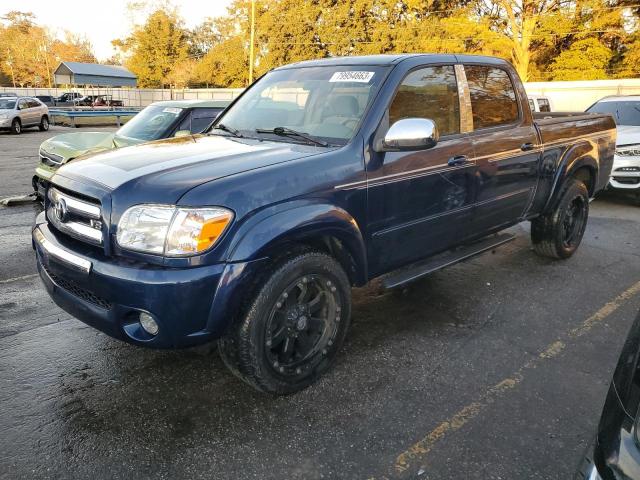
[52,134,329,203]
[615,125,640,146]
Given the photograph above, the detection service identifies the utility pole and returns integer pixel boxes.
[6,50,16,88]
[249,0,256,85]
[41,41,52,88]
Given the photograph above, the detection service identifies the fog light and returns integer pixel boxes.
[139,312,159,336]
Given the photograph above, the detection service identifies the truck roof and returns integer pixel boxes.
[150,99,231,109]
[277,53,512,69]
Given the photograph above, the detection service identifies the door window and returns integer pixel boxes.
[389,66,460,136]
[465,66,519,129]
[17,99,28,110]
[190,108,223,133]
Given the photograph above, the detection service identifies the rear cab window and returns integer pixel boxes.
[464,65,519,129]
[538,98,551,112]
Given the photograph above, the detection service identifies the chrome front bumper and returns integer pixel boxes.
[33,226,92,273]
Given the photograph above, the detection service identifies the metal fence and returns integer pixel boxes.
[3,79,640,111]
[0,86,245,108]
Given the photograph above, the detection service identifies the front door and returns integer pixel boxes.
[367,65,477,277]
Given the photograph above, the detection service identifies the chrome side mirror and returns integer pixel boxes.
[375,118,439,152]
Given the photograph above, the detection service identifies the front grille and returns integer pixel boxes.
[613,176,640,185]
[39,149,63,167]
[43,264,111,309]
[47,188,104,246]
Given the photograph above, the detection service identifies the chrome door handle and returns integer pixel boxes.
[521,142,535,151]
[448,155,469,166]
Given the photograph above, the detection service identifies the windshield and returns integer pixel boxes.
[116,105,184,141]
[0,99,16,109]
[587,100,640,126]
[212,65,388,145]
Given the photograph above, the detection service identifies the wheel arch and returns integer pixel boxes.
[543,141,599,213]
[227,202,368,286]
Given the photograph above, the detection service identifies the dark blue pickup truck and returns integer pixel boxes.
[33,54,615,394]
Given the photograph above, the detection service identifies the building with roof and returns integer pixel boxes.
[53,62,137,87]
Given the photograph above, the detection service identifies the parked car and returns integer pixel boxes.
[575,310,640,480]
[0,96,49,134]
[92,95,124,107]
[73,95,98,107]
[36,95,57,107]
[33,54,615,394]
[587,95,640,192]
[33,99,229,198]
[528,94,552,112]
[55,92,83,107]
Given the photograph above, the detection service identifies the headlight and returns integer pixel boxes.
[615,144,640,156]
[116,205,233,256]
[0,113,9,119]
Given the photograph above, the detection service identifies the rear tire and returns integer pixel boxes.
[10,118,21,135]
[531,178,589,259]
[218,251,352,394]
[39,116,49,132]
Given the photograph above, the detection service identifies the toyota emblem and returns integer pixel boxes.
[54,198,69,223]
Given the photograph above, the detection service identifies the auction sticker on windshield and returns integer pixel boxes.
[329,71,375,83]
[163,107,182,115]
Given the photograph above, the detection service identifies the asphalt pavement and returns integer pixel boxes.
[1,126,640,479]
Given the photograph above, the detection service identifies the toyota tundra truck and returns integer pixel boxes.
[32,54,616,394]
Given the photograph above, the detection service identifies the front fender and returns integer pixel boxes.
[543,141,598,212]
[227,201,368,285]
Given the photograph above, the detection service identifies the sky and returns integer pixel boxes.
[2,0,234,60]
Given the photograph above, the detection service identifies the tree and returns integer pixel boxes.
[112,9,189,88]
[0,11,96,87]
[549,37,613,79]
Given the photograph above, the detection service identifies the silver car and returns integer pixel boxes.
[0,96,50,135]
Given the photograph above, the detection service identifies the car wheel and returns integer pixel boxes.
[39,116,49,132]
[531,178,589,259]
[218,250,352,394]
[10,118,21,135]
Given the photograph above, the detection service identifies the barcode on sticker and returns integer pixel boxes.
[329,71,375,83]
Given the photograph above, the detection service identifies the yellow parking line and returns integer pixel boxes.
[391,280,640,477]
[0,273,38,284]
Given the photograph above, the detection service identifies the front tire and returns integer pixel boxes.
[39,116,49,131]
[531,178,589,259]
[10,118,21,135]
[218,251,352,394]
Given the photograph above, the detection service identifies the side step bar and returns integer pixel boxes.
[382,233,516,289]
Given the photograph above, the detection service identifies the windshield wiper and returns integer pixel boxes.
[210,123,243,138]
[255,127,328,147]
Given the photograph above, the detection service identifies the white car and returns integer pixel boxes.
[587,96,640,192]
[0,96,50,135]
[528,95,552,113]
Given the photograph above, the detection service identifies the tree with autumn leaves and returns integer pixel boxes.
[4,1,640,88]
[0,11,95,87]
[114,0,640,87]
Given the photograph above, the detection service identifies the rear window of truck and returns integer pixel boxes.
[465,66,519,129]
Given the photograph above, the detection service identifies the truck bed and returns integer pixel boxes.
[532,111,616,198]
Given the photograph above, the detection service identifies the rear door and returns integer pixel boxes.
[17,99,34,125]
[367,64,477,275]
[463,64,541,233]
